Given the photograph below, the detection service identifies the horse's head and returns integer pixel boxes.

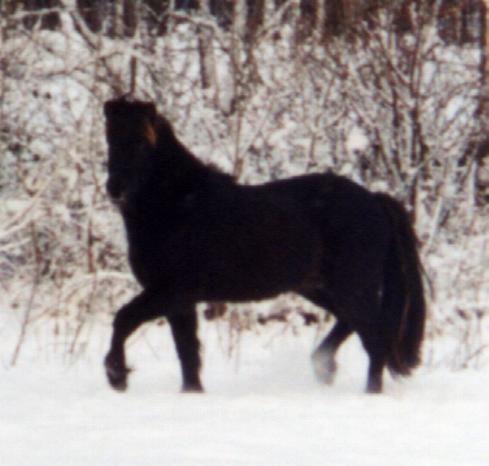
[103,97,158,206]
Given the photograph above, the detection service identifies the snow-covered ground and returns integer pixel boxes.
[1,319,487,466]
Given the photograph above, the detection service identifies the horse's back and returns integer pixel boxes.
[265,172,389,250]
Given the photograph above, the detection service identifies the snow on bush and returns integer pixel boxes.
[0,5,487,368]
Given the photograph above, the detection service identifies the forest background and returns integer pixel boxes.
[1,0,489,369]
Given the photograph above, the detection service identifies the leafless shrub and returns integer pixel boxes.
[1,2,487,368]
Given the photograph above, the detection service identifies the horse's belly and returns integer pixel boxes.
[192,222,321,301]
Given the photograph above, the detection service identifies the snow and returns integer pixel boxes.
[1,320,488,466]
[1,8,489,465]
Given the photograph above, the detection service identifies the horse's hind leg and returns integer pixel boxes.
[360,334,387,394]
[312,320,352,385]
[167,306,203,393]
[105,290,166,391]
[356,327,387,394]
[366,354,385,394]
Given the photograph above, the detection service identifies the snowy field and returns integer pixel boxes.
[1,10,489,465]
[1,318,487,466]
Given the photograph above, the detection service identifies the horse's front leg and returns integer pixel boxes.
[104,290,165,391]
[167,305,203,393]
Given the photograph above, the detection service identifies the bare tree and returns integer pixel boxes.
[475,1,489,201]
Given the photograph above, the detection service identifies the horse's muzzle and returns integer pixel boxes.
[106,178,126,205]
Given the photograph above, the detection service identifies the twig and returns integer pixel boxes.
[10,222,41,366]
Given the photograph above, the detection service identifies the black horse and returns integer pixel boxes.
[103,97,426,394]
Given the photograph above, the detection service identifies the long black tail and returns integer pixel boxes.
[376,193,426,377]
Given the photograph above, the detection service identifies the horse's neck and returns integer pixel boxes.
[124,140,228,226]
[123,147,204,219]
[158,136,225,191]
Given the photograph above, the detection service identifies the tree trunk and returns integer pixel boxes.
[123,0,138,37]
[76,0,105,33]
[479,2,489,121]
[475,1,489,202]
[296,0,318,43]
[245,0,265,43]
[197,0,219,107]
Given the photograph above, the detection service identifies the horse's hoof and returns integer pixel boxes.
[366,381,382,394]
[312,351,337,385]
[181,382,204,393]
[104,354,131,392]
[107,371,128,392]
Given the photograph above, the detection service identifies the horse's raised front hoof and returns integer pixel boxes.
[312,351,337,385]
[104,353,131,392]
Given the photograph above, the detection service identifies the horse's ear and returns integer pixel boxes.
[141,102,157,146]
[143,116,157,146]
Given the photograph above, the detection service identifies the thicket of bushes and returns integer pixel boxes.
[1,1,488,367]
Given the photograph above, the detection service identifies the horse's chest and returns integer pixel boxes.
[123,219,170,284]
